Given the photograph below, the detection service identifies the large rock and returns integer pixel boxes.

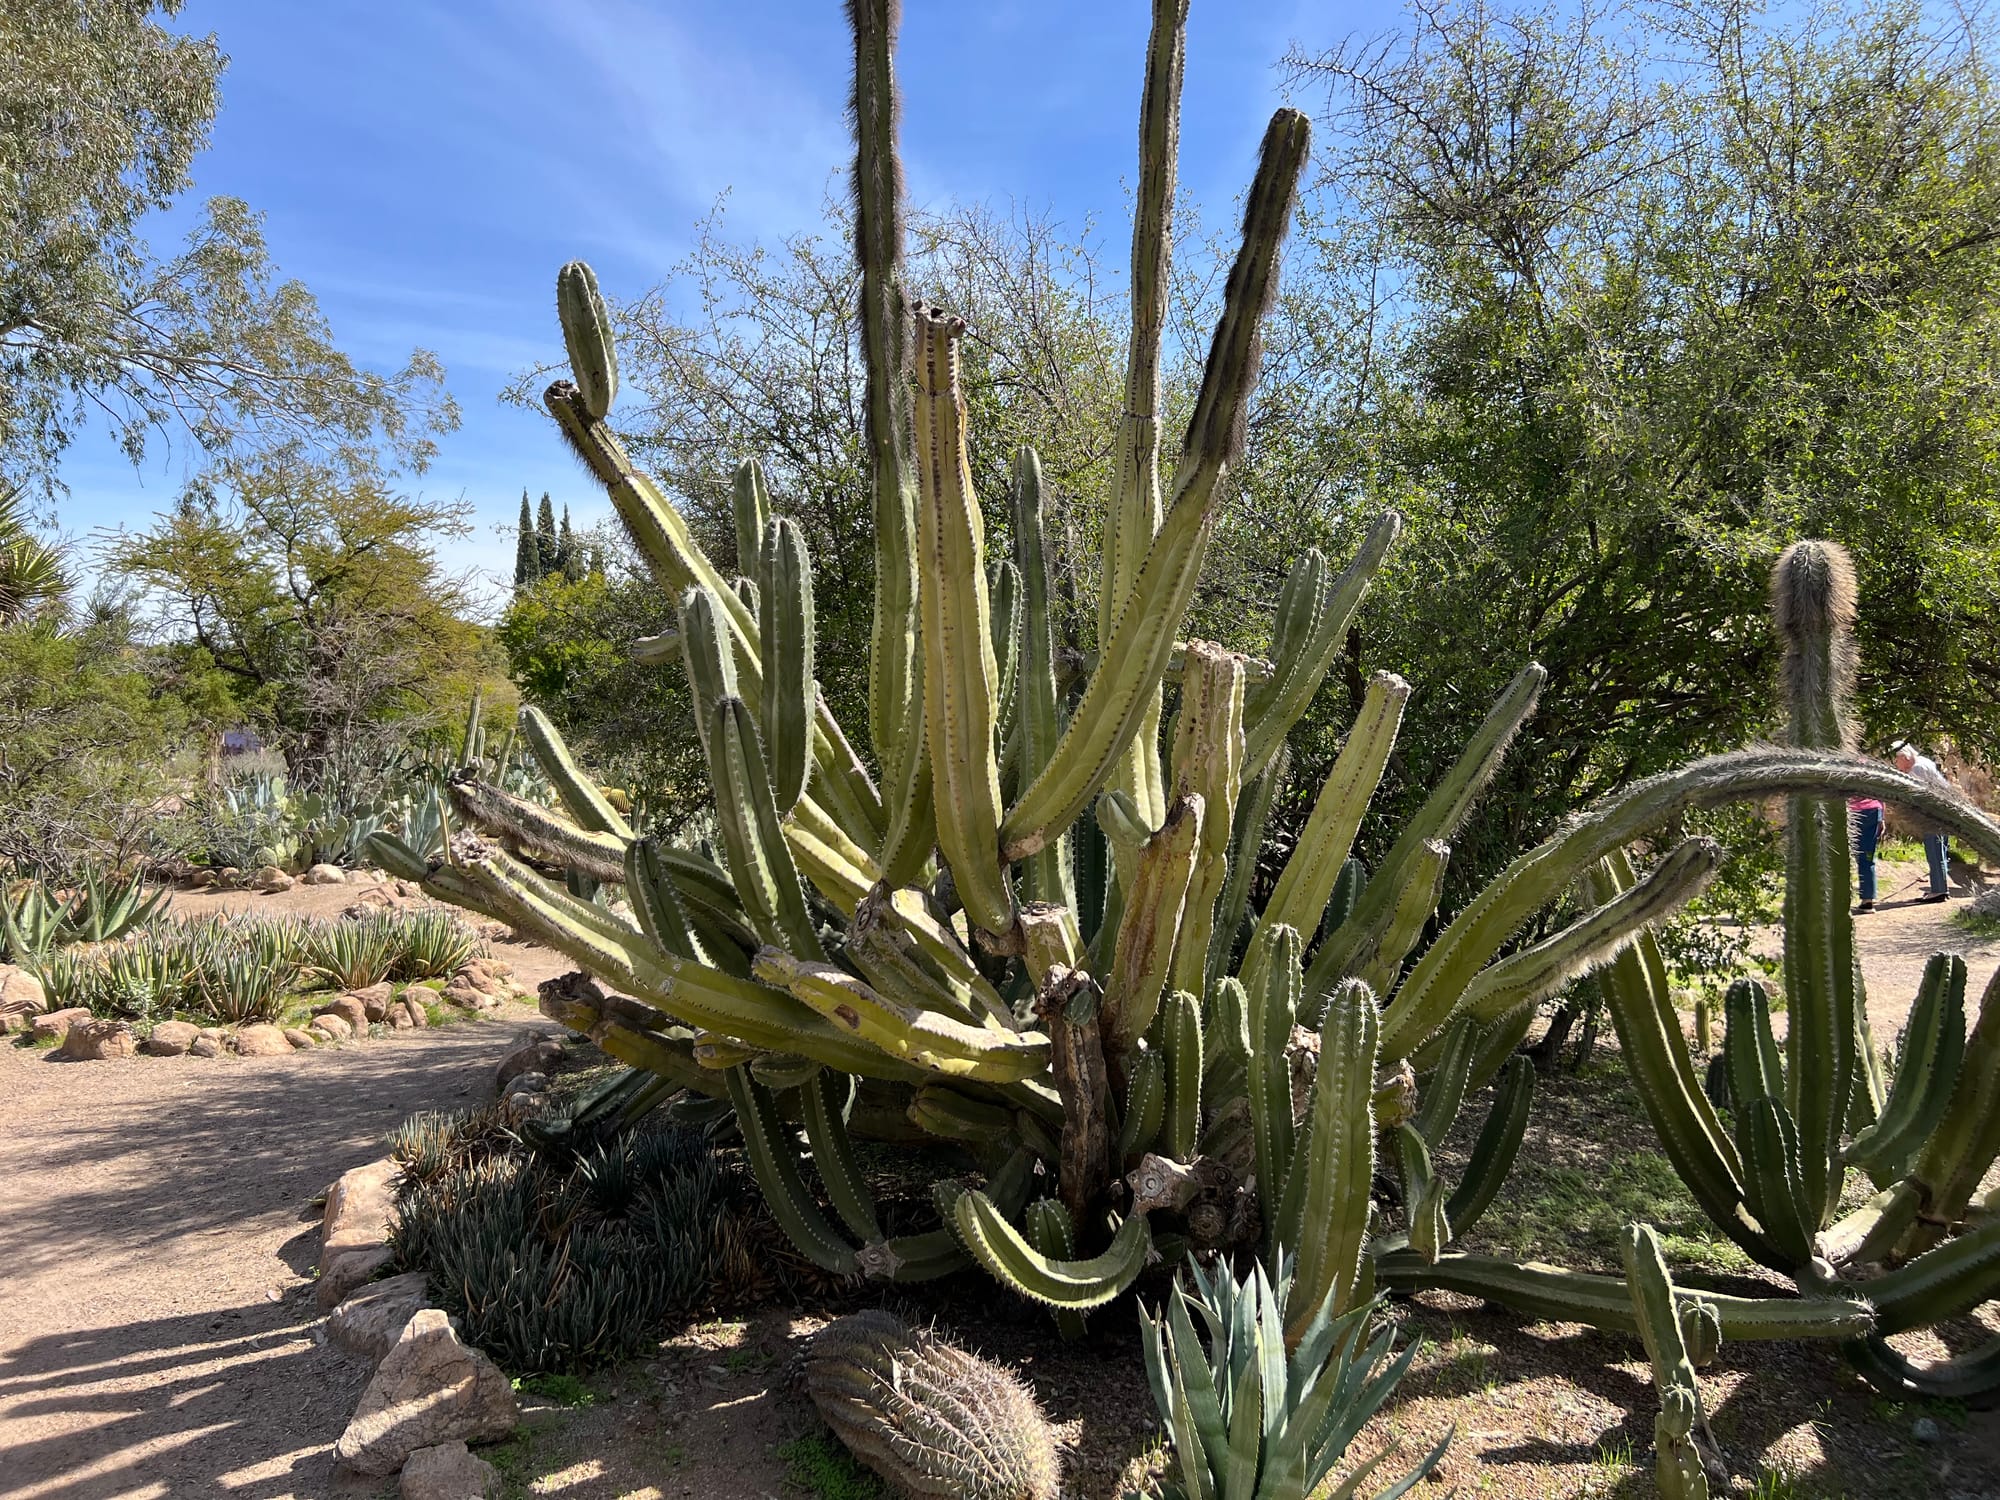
[282,1026,319,1050]
[315,994,372,1033]
[232,1023,292,1057]
[495,1038,563,1093]
[400,1441,498,1500]
[352,982,395,1023]
[0,964,47,1026]
[330,1271,430,1361]
[30,1006,91,1041]
[309,1013,355,1043]
[58,1019,137,1060]
[141,1019,200,1056]
[253,865,294,893]
[333,1309,517,1476]
[303,863,349,886]
[324,1157,402,1258]
[387,995,429,1029]
[318,1244,394,1310]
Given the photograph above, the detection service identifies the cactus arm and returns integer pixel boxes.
[953,1189,1152,1309]
[445,774,628,883]
[1000,111,1311,861]
[1286,978,1379,1346]
[723,1066,859,1275]
[1865,1215,2000,1335]
[990,557,1022,756]
[1351,839,1450,1001]
[1372,1251,1875,1341]
[803,1070,882,1242]
[758,518,816,815]
[781,797,881,918]
[1622,1223,1713,1500]
[1846,953,1966,1183]
[752,948,1050,1083]
[1206,746,1285,993]
[1103,794,1205,1057]
[1167,644,1245,996]
[731,458,769,572]
[1903,963,2000,1255]
[1844,1332,2000,1403]
[911,306,1016,936]
[1008,447,1074,910]
[1735,1096,1817,1273]
[1455,838,1724,1026]
[1723,977,1787,1107]
[1382,747,2000,1065]
[556,260,617,418]
[1783,787,1857,1229]
[909,1084,1018,1144]
[1119,1046,1168,1162]
[1160,989,1204,1160]
[624,836,710,965]
[517,705,632,840]
[1246,922,1302,1258]
[1241,513,1402,777]
[1254,672,1407,998]
[1398,1123,1450,1264]
[1414,1015,1478,1148]
[1445,1055,1535,1237]
[707,697,826,960]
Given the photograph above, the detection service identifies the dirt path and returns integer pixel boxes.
[0,1008,548,1499]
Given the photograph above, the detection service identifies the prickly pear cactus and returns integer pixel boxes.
[804,1309,1060,1500]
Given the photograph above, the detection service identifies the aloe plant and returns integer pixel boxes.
[370,0,2000,1404]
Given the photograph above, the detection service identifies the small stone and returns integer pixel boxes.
[188,1034,223,1058]
[59,1018,138,1060]
[282,1026,319,1050]
[187,868,217,889]
[317,1244,394,1310]
[330,1271,430,1361]
[141,1019,200,1056]
[30,1006,92,1041]
[400,1440,498,1500]
[1913,1417,1942,1443]
[333,1309,517,1475]
[310,1013,354,1043]
[253,864,294,893]
[303,863,349,886]
[232,1023,292,1057]
[217,866,242,886]
[495,1038,562,1092]
[502,1070,548,1099]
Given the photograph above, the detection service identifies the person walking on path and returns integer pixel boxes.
[1893,742,1955,903]
[1850,793,1887,913]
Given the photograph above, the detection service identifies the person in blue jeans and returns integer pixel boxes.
[1894,743,1955,903]
[1849,794,1886,913]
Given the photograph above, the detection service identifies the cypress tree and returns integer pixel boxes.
[536,492,559,575]
[558,506,585,581]
[513,490,541,588]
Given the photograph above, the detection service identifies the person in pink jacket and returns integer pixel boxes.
[1849,793,1886,913]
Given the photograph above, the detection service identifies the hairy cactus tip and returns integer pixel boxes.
[1771,538,1858,747]
[1771,539,1857,644]
[805,1309,1061,1500]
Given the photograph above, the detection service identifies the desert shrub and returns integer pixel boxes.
[390,1120,725,1373]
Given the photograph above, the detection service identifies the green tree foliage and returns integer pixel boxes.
[514,490,542,589]
[104,448,485,780]
[536,491,559,577]
[0,0,457,493]
[557,505,584,581]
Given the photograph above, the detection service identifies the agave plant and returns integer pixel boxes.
[1,865,166,961]
[384,908,482,980]
[304,916,398,990]
[365,0,2000,1414]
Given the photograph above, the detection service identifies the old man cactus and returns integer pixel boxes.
[372,0,2000,1396]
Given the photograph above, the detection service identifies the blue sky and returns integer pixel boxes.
[59,0,1372,613]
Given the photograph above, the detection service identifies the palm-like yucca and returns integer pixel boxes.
[0,485,65,624]
[370,0,2000,1420]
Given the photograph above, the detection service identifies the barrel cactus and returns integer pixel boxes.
[371,0,2000,1403]
[804,1309,1060,1500]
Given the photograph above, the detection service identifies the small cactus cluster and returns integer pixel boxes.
[375,0,2000,1453]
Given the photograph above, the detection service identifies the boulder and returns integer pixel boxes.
[30,1006,92,1041]
[387,995,429,1029]
[333,1309,517,1476]
[317,1244,394,1310]
[500,1091,549,1125]
[441,980,493,1011]
[316,994,373,1033]
[188,1033,224,1058]
[282,1026,319,1050]
[303,863,349,886]
[309,1013,355,1043]
[502,1071,548,1099]
[141,1019,200,1056]
[495,1038,563,1093]
[232,1023,292,1057]
[0,964,47,1022]
[330,1271,431,1361]
[324,1157,402,1258]
[59,1019,137,1060]
[400,1441,498,1500]
[1972,887,2000,918]
[216,866,242,887]
[187,868,217,890]
[352,982,395,1023]
[253,865,294,893]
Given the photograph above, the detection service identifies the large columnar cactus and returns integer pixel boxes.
[373,0,2000,1392]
